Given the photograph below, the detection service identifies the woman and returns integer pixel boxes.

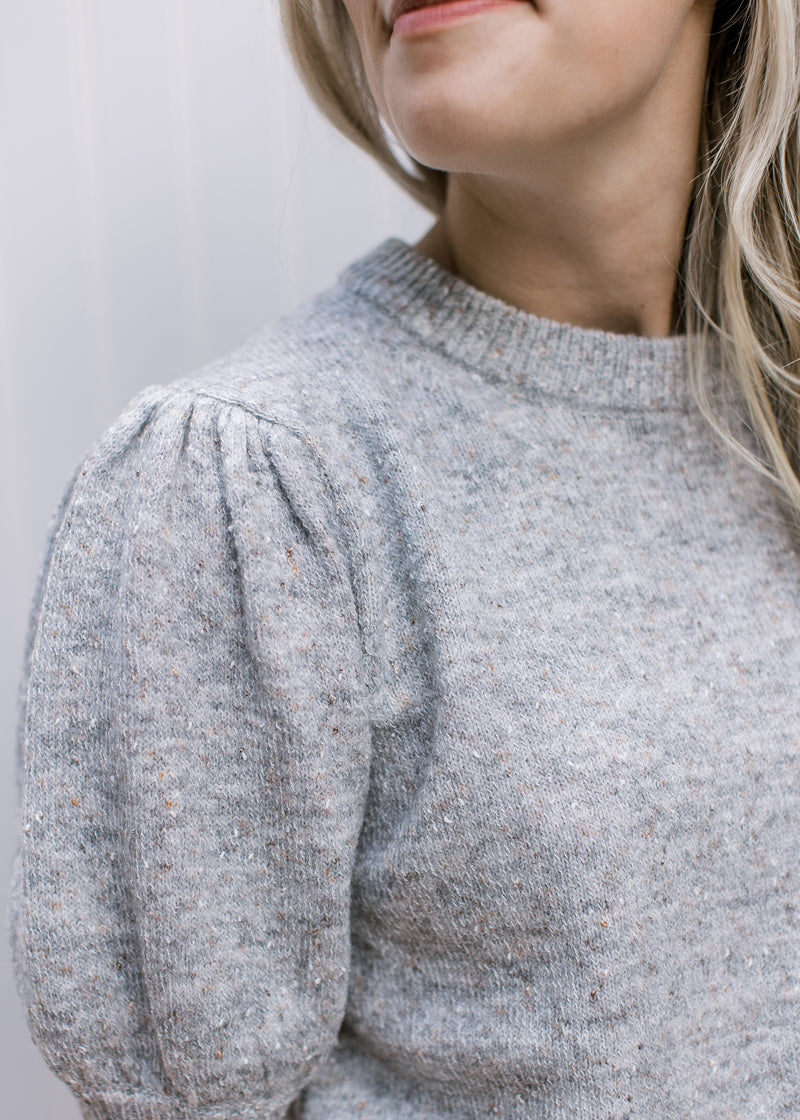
[8,1,799,1116]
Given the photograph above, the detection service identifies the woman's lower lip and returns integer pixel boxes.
[392,0,526,39]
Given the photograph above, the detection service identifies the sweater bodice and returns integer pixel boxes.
[9,240,800,1120]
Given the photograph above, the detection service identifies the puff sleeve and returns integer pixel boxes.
[8,387,372,1120]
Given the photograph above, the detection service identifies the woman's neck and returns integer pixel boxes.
[417,170,689,339]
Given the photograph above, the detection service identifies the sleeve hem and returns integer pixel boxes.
[78,1092,291,1120]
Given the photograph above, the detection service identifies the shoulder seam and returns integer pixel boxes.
[192,389,309,442]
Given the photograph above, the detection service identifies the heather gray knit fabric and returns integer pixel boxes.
[8,239,800,1120]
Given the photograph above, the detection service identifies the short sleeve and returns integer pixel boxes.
[7,387,372,1120]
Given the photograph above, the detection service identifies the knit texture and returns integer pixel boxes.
[8,239,800,1120]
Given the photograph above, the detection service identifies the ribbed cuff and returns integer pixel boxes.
[78,1093,289,1120]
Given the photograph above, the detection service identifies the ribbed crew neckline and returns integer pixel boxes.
[341,237,692,412]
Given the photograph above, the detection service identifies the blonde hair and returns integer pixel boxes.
[280,0,800,517]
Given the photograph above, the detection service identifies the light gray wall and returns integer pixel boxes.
[0,2,429,1116]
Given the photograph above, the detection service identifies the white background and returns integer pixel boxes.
[0,2,429,1115]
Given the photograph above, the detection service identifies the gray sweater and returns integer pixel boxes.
[8,239,800,1120]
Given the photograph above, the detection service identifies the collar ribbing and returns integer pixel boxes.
[341,238,692,413]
